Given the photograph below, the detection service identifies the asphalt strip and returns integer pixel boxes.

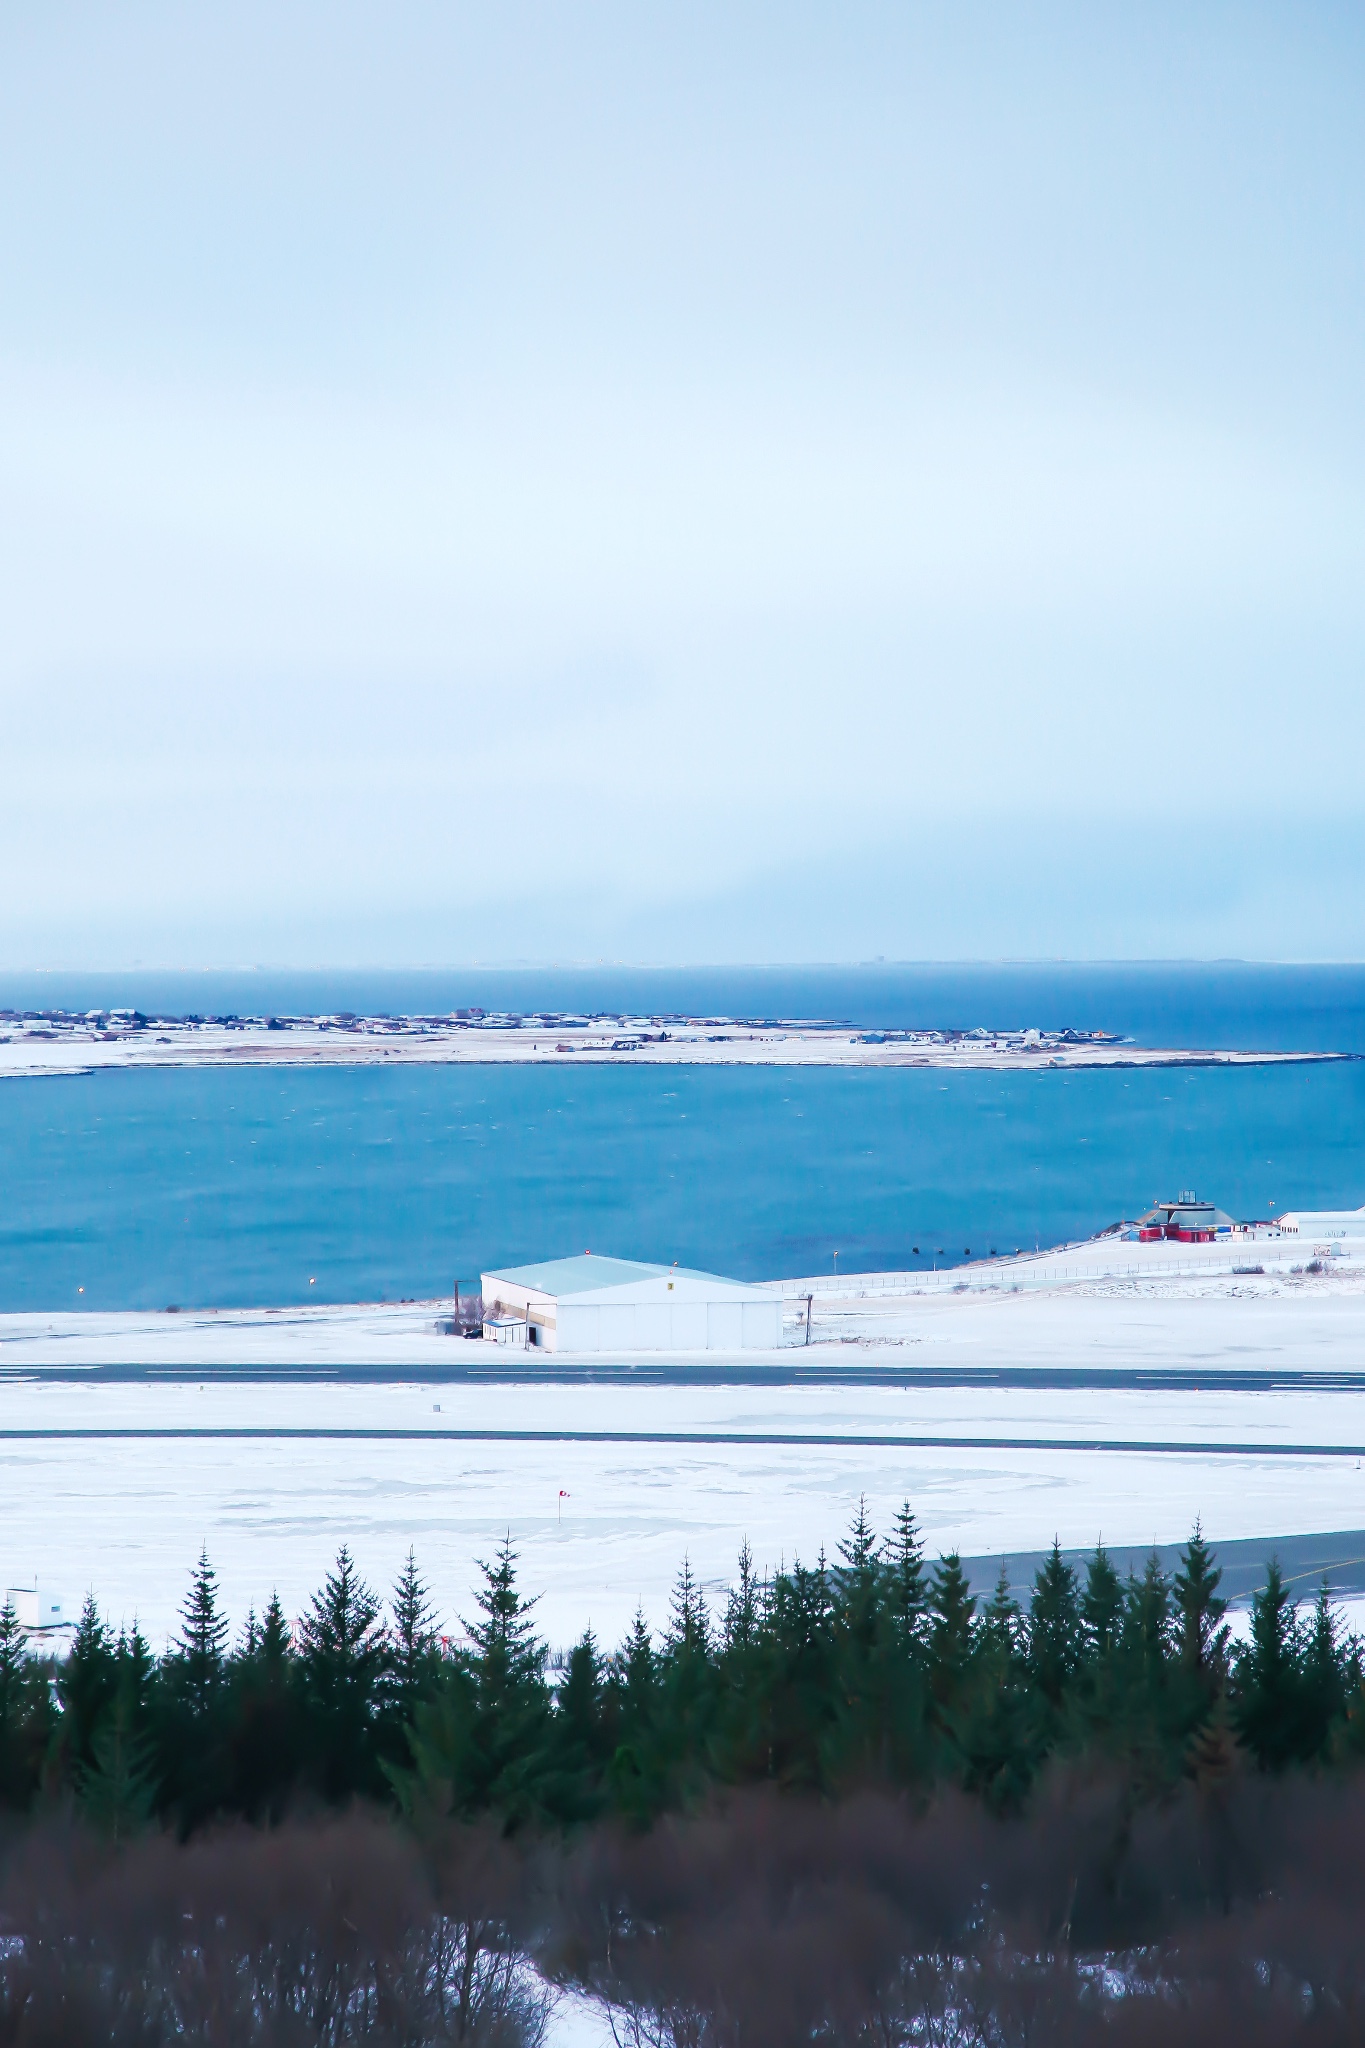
[1,1427,1364,1455]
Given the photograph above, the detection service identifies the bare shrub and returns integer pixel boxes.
[0,1812,551,2047]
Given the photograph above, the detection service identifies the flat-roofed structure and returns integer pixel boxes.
[480,1254,782,1353]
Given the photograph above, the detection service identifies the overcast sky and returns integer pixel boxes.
[3,2,1363,966]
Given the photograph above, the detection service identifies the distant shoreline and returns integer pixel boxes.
[0,1009,1346,1079]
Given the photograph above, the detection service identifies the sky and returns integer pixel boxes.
[2,1,1363,967]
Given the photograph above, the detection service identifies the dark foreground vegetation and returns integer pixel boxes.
[3,1507,1365,2041]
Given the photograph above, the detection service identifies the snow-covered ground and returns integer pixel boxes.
[0,1012,1333,1079]
[4,1241,1363,1373]
[4,1253,1364,1650]
[5,1373,1365,1649]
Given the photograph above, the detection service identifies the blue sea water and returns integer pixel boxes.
[1,969,1363,1312]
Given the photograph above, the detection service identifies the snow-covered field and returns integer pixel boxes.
[4,1242,1364,1374]
[5,1373,1365,1650]
[4,1255,1364,1650]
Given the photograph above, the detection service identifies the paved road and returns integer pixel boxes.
[2,1425,1365,1456]
[964,1529,1365,1605]
[4,1363,1365,1391]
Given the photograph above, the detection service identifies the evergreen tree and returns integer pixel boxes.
[56,1593,118,1780]
[883,1502,931,1658]
[665,1556,711,1661]
[827,1504,886,1781]
[79,1688,158,1841]
[1028,1542,1083,1707]
[1080,1546,1124,1664]
[980,1566,1024,1665]
[1173,1523,1229,1683]
[226,1590,301,1823]
[1123,1555,1174,1676]
[259,1590,292,1666]
[1186,1687,1240,1791]
[0,1597,47,1811]
[394,1538,552,1829]
[298,1546,388,1800]
[170,1549,229,1710]
[79,1628,158,1840]
[760,1557,837,1791]
[1300,1580,1349,1761]
[548,1629,611,1821]
[388,1549,442,1718]
[928,1554,976,1712]
[955,1567,1038,1811]
[722,1541,761,1657]
[607,1609,661,1820]
[1235,1558,1303,1771]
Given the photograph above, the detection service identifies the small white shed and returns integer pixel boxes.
[480,1254,782,1354]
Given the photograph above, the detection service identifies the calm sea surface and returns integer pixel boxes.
[1,966,1362,1312]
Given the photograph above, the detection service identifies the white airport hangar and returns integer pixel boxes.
[480,1254,783,1353]
[1275,1201,1365,1239]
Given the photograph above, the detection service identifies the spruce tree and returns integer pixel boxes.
[957,1567,1038,1811]
[79,1688,159,1841]
[549,1628,610,1821]
[0,1598,43,1811]
[1080,1546,1124,1664]
[1028,1542,1083,1707]
[980,1566,1024,1665]
[665,1556,711,1661]
[928,1554,976,1709]
[884,1502,931,1658]
[1234,1558,1303,1771]
[606,1609,661,1820]
[57,1593,118,1779]
[1300,1579,1348,1762]
[722,1541,760,1657]
[388,1549,441,1717]
[169,1549,229,1711]
[259,1591,292,1667]
[395,1537,552,1829]
[1174,1523,1229,1682]
[227,1589,300,1823]
[298,1546,388,1800]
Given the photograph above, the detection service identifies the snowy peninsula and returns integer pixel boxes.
[0,1007,1342,1079]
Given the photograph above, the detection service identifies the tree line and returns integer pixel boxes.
[2,1505,1362,1837]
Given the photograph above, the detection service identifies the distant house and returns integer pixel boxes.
[480,1254,782,1353]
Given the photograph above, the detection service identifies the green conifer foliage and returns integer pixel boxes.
[980,1567,1024,1666]
[396,1538,552,1830]
[0,1597,48,1810]
[298,1546,388,1801]
[79,1683,158,1841]
[227,1589,302,1824]
[388,1549,442,1717]
[56,1594,118,1781]
[1173,1522,1230,1682]
[15,1521,1363,1836]
[1028,1543,1082,1707]
[1235,1559,1304,1771]
[549,1629,611,1822]
[883,1502,931,1658]
[1300,1579,1350,1762]
[1080,1546,1124,1663]
[172,1549,229,1708]
[606,1609,661,1820]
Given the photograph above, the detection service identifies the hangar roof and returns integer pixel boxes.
[483,1254,756,1297]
